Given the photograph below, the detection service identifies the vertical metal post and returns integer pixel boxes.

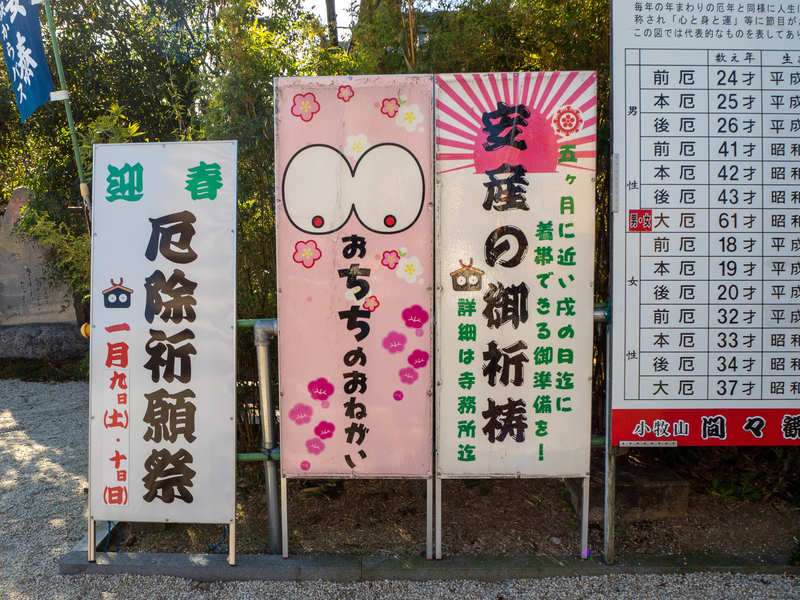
[604,449,616,564]
[88,518,95,562]
[228,522,236,566]
[426,477,433,559]
[40,0,92,226]
[254,319,281,555]
[435,475,442,559]
[281,474,289,559]
[581,476,590,559]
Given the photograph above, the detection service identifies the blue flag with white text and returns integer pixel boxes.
[0,0,55,122]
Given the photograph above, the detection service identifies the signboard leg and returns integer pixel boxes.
[604,450,616,564]
[581,476,590,560]
[281,474,289,559]
[228,522,236,566]
[88,518,95,562]
[435,475,442,559]
[426,477,433,559]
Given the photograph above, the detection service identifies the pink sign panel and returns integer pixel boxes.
[276,76,434,478]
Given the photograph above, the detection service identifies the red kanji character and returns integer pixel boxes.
[105,342,129,368]
[117,393,128,405]
[103,409,128,429]
[104,323,131,333]
[103,485,128,505]
[116,470,127,482]
[109,370,128,390]
[109,449,127,469]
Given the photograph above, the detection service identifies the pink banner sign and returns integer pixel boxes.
[276,76,434,478]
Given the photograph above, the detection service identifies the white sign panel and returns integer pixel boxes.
[435,72,597,477]
[89,141,237,522]
[611,1,800,446]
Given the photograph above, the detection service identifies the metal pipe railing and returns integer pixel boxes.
[253,319,282,555]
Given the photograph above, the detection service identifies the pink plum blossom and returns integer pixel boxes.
[337,85,354,102]
[402,305,429,329]
[300,461,311,471]
[381,97,399,117]
[289,403,313,424]
[293,240,322,268]
[306,437,325,455]
[381,250,400,270]
[362,296,380,312]
[382,331,407,354]
[291,93,320,122]
[399,367,419,385]
[314,421,335,439]
[308,378,334,401]
[408,349,430,369]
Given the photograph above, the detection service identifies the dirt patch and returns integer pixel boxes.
[116,447,800,561]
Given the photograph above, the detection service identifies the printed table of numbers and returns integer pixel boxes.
[625,48,800,403]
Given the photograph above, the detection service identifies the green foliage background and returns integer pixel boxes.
[1,0,611,447]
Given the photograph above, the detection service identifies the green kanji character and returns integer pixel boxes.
[558,144,577,163]
[106,163,144,202]
[458,298,477,317]
[458,323,477,342]
[458,372,476,390]
[458,444,476,461]
[559,223,575,238]
[558,324,575,339]
[557,397,572,412]
[556,297,576,316]
[557,348,574,364]
[535,420,549,437]
[533,346,553,365]
[459,348,475,365]
[533,395,552,414]
[556,371,574,390]
[457,419,476,438]
[185,161,224,200]
[557,247,576,266]
[535,221,553,241]
[457,396,476,414]
[560,196,575,215]
[537,298,550,315]
[536,322,550,339]
[534,246,553,266]
[532,371,552,389]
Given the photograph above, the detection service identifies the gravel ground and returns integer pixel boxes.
[2,378,800,599]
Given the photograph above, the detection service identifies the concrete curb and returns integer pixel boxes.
[60,533,800,582]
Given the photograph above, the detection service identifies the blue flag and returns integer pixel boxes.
[0,0,55,122]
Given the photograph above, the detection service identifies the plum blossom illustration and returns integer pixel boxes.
[289,403,313,424]
[393,391,404,401]
[293,240,322,268]
[381,250,401,270]
[291,93,320,122]
[306,437,325,455]
[314,421,336,439]
[345,134,370,159]
[402,305,430,329]
[382,331,407,354]
[307,377,334,401]
[396,256,423,283]
[362,295,380,312]
[300,461,311,471]
[337,85,354,102]
[381,97,400,118]
[397,103,424,132]
[399,367,419,385]
[408,349,430,369]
